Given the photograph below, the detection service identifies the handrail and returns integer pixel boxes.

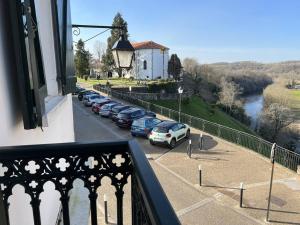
[0,140,180,225]
[129,140,180,225]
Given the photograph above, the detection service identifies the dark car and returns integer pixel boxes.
[73,86,85,95]
[131,117,162,138]
[78,90,97,101]
[111,105,132,122]
[116,108,156,128]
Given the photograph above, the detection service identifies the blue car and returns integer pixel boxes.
[131,117,162,138]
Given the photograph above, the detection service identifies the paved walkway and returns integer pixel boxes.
[73,84,300,225]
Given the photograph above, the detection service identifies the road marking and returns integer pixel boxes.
[176,198,214,217]
[155,160,197,189]
[155,160,265,225]
[244,177,299,189]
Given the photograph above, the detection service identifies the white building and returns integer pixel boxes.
[0,1,75,225]
[129,41,169,80]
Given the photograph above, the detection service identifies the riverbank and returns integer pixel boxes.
[150,96,255,135]
[263,79,300,118]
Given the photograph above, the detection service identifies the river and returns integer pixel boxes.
[242,94,264,130]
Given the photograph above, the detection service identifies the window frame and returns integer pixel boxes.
[51,0,76,95]
[8,0,48,129]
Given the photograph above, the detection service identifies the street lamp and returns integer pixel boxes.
[71,24,135,73]
[178,86,183,122]
[112,34,135,69]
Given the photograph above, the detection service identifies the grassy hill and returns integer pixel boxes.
[151,96,256,135]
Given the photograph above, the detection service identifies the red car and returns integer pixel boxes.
[91,99,113,114]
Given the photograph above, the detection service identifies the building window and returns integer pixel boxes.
[143,60,147,70]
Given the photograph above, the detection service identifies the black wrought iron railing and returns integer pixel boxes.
[0,140,180,225]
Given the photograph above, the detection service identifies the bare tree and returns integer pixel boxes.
[182,58,200,78]
[93,41,106,71]
[259,103,294,141]
[218,77,241,112]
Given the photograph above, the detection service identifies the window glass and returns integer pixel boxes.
[153,119,161,125]
[133,119,145,127]
[172,124,180,131]
[143,60,147,70]
[153,126,168,133]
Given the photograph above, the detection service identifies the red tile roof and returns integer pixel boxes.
[131,41,169,50]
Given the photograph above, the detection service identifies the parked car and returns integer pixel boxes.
[131,117,162,138]
[82,92,101,102]
[149,121,190,149]
[99,102,121,117]
[116,108,156,128]
[91,99,114,114]
[111,105,132,122]
[78,90,97,101]
[73,86,85,95]
[83,94,106,107]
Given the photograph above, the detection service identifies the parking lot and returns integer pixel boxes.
[72,89,300,225]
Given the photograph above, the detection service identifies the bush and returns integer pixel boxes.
[182,97,190,105]
[218,104,251,126]
[147,81,177,93]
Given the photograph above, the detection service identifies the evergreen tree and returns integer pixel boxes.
[101,13,129,77]
[168,54,182,80]
[74,39,90,78]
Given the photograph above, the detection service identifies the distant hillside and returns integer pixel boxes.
[208,61,300,78]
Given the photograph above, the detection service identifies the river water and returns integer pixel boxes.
[242,94,264,130]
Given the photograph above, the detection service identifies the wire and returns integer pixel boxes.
[73,28,111,44]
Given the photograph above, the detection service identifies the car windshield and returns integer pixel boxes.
[90,95,99,99]
[113,106,126,113]
[132,119,145,127]
[101,105,109,110]
[152,126,169,133]
[118,113,129,119]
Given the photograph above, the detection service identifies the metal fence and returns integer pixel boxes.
[94,85,300,172]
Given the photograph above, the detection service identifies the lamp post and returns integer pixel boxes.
[112,34,135,70]
[266,143,277,222]
[178,86,183,122]
[72,24,135,71]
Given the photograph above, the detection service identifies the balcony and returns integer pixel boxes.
[0,140,180,225]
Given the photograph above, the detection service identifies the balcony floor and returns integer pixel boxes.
[73,96,300,225]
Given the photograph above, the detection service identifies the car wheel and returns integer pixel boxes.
[150,140,155,145]
[186,129,190,138]
[169,138,176,149]
[131,133,136,137]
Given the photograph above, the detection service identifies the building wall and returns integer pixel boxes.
[132,49,169,80]
[0,1,75,225]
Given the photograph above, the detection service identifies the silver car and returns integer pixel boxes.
[99,102,120,117]
[83,94,105,107]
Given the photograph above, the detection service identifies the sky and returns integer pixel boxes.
[71,0,300,63]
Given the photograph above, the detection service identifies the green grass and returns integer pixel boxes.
[151,96,256,135]
[264,80,300,118]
